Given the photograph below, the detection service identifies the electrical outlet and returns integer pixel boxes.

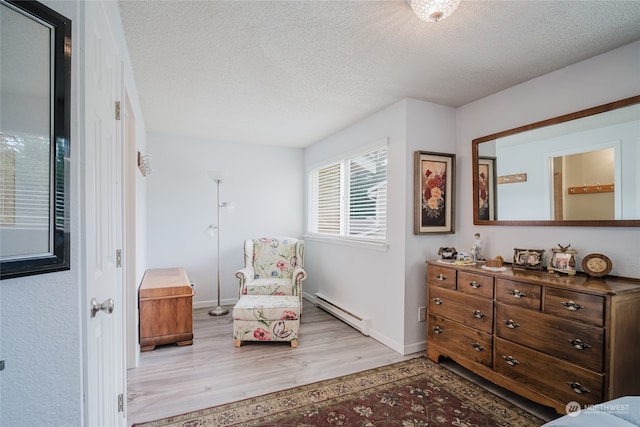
[418,306,426,322]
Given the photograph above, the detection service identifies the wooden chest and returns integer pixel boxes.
[139,268,195,351]
[426,260,640,414]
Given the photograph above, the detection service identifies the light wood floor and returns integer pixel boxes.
[126,300,420,425]
[127,300,558,425]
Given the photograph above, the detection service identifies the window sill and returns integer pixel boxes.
[303,234,389,252]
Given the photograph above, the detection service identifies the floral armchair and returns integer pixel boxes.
[235,237,306,304]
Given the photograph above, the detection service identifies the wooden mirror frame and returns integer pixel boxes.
[472,95,640,227]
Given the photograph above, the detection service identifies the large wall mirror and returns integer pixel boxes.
[0,0,71,279]
[472,95,640,227]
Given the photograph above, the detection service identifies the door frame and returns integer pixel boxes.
[123,87,140,370]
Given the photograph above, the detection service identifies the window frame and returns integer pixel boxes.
[307,140,388,245]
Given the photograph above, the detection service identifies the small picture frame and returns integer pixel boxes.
[438,247,458,260]
[513,248,545,270]
[477,157,496,221]
[548,248,578,276]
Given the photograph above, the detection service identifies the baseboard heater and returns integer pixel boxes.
[315,293,371,336]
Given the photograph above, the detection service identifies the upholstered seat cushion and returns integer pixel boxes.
[233,295,301,345]
[242,278,295,296]
[233,295,300,321]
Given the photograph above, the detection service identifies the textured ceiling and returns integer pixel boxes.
[118,0,640,147]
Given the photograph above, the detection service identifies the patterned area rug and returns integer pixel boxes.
[132,357,544,426]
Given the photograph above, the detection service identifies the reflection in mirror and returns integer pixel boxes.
[473,96,640,226]
[1,2,52,257]
[552,148,615,220]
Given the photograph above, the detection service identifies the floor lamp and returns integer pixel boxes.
[207,170,229,316]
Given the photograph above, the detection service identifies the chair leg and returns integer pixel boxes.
[290,340,298,348]
[234,339,242,347]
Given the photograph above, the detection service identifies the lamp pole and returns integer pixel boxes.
[209,178,229,316]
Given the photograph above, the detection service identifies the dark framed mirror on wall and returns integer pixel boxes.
[472,95,640,227]
[1,0,71,279]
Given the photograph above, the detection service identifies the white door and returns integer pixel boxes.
[84,1,125,426]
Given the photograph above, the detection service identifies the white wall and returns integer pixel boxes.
[404,99,457,353]
[1,2,82,426]
[303,99,457,354]
[455,40,640,278]
[146,134,304,308]
[1,1,148,425]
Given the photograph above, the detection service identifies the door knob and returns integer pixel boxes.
[91,298,114,318]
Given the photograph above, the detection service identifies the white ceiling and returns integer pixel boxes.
[117,0,640,148]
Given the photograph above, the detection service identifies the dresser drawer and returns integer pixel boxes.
[458,272,494,298]
[495,338,603,407]
[544,288,605,326]
[496,304,603,372]
[496,279,541,310]
[428,313,492,367]
[428,265,456,289]
[429,287,493,334]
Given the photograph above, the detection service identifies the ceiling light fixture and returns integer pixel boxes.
[408,0,461,22]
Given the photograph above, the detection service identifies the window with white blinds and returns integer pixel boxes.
[309,146,387,241]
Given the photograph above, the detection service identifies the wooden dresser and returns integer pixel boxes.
[139,268,195,351]
[426,260,640,413]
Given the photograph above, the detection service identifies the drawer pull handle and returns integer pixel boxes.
[433,326,443,334]
[437,274,447,281]
[433,297,444,305]
[472,342,484,352]
[469,281,481,289]
[509,289,526,298]
[569,338,592,350]
[567,382,590,394]
[504,319,520,329]
[562,300,583,311]
[472,310,486,319]
[502,355,519,366]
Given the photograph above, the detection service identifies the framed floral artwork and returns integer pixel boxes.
[478,157,496,221]
[414,151,455,234]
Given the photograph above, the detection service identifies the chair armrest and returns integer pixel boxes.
[292,266,306,294]
[293,266,306,283]
[235,267,255,297]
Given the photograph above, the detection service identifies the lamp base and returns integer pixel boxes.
[209,306,229,316]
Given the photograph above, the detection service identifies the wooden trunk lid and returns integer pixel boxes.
[140,268,194,299]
